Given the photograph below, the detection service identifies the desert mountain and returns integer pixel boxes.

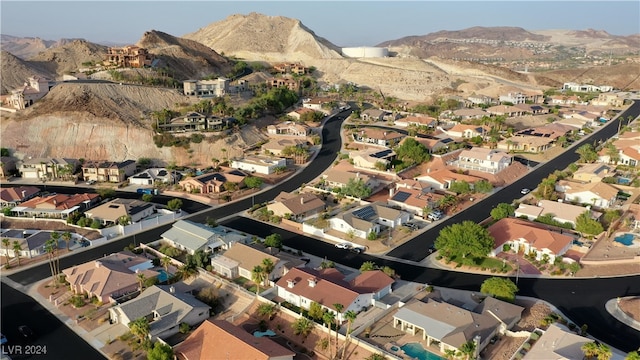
[378,26,640,60]
[1,34,86,59]
[183,12,342,62]
[136,30,232,79]
[27,39,107,75]
[0,50,54,95]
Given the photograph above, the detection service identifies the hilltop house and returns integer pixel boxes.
[302,97,333,114]
[63,251,159,303]
[85,198,155,226]
[231,155,287,175]
[8,76,54,110]
[82,160,137,183]
[329,202,411,239]
[19,158,79,180]
[273,62,308,75]
[267,121,310,137]
[183,78,229,97]
[105,46,153,68]
[267,191,326,220]
[488,218,574,263]
[158,112,235,132]
[276,267,394,322]
[129,168,181,185]
[262,138,308,157]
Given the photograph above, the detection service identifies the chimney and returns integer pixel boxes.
[95,261,102,268]
[21,190,27,198]
[300,196,305,205]
[53,199,57,206]
[308,278,317,287]
[389,187,394,197]
[287,279,296,288]
[169,286,175,294]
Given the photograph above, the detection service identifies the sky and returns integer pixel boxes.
[1,1,639,47]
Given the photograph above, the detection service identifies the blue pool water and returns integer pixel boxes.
[401,342,444,360]
[156,269,171,282]
[618,177,631,185]
[254,329,276,337]
[390,345,400,352]
[614,233,636,246]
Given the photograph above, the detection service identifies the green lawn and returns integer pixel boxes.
[448,255,513,272]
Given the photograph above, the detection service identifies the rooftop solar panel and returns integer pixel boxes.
[352,206,376,220]
[371,149,393,158]
[392,191,411,202]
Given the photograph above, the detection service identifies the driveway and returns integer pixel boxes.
[496,252,541,275]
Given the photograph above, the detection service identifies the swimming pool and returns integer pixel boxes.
[614,233,637,246]
[401,342,444,360]
[254,329,276,337]
[390,345,400,352]
[157,269,172,282]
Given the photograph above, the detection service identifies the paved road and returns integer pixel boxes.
[0,283,106,360]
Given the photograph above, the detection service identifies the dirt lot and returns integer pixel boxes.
[618,297,640,322]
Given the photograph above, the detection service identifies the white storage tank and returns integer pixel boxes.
[341,46,388,58]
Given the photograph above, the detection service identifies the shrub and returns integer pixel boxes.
[179,322,191,334]
[530,332,540,341]
[522,343,531,350]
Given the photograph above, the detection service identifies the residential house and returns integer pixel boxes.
[105,46,153,68]
[0,156,16,179]
[395,116,438,128]
[302,97,333,114]
[12,193,100,219]
[158,112,235,132]
[63,251,159,303]
[8,76,53,110]
[267,77,300,91]
[572,163,613,183]
[329,202,411,239]
[453,147,512,174]
[486,105,525,117]
[416,168,485,190]
[286,107,316,121]
[129,168,181,186]
[441,124,490,139]
[109,285,210,340]
[560,110,598,126]
[597,134,640,167]
[174,320,295,360]
[211,242,283,281]
[626,204,640,230]
[488,218,575,263]
[267,191,326,220]
[82,160,136,183]
[499,92,528,104]
[497,136,554,153]
[562,82,613,93]
[548,95,581,105]
[352,128,405,147]
[0,230,57,259]
[85,198,155,225]
[514,200,602,228]
[267,122,310,137]
[0,186,40,208]
[467,95,495,106]
[617,145,640,167]
[262,138,308,157]
[591,92,626,107]
[414,137,454,154]
[160,220,248,254]
[231,155,287,175]
[322,169,379,190]
[515,104,547,115]
[361,109,388,122]
[393,295,523,356]
[558,180,619,209]
[19,157,78,180]
[350,149,396,170]
[183,78,229,97]
[523,324,593,360]
[387,187,443,218]
[449,108,487,120]
[273,63,308,75]
[276,267,394,322]
[179,170,247,194]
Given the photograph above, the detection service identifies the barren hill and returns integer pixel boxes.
[541,63,640,91]
[1,34,85,59]
[184,12,342,62]
[0,50,54,94]
[380,26,548,45]
[27,39,107,75]
[136,30,232,79]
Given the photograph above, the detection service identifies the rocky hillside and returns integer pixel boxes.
[27,39,107,75]
[0,50,54,94]
[136,30,232,79]
[541,62,640,91]
[1,34,85,59]
[0,82,266,164]
[184,12,342,62]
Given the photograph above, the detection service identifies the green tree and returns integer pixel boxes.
[535,175,558,200]
[245,176,264,189]
[360,261,376,272]
[381,266,396,278]
[0,148,9,157]
[342,310,358,359]
[481,277,519,302]
[333,303,343,356]
[435,221,495,259]
[129,317,150,342]
[175,263,198,281]
[2,238,10,264]
[576,144,598,163]
[252,265,265,294]
[626,351,640,360]
[459,340,477,360]
[575,211,604,236]
[491,203,515,221]
[90,219,102,229]
[117,215,132,226]
[308,301,324,321]
[137,273,147,291]
[323,311,336,359]
[257,303,277,320]
[340,177,372,198]
[449,180,472,194]
[365,354,386,360]
[474,180,493,194]
[142,193,154,202]
[264,233,283,248]
[147,341,174,360]
[167,198,183,211]
[261,258,274,286]
[12,241,22,266]
[96,187,116,199]
[606,144,620,165]
[394,138,430,164]
[137,158,152,168]
[291,317,314,339]
[160,256,172,274]
[61,231,73,251]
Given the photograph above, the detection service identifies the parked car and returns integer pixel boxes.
[350,247,364,254]
[335,242,351,249]
[427,210,444,221]
[85,180,96,185]
[521,188,531,195]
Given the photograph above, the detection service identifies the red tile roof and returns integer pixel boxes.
[488,218,573,254]
[0,186,40,202]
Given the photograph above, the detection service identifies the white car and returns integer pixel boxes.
[521,188,531,195]
[335,242,351,249]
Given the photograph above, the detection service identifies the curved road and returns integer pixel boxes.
[4,105,640,352]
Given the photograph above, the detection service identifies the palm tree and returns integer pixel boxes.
[323,311,336,359]
[342,310,358,359]
[129,317,150,342]
[333,303,344,357]
[50,231,61,279]
[582,342,599,359]
[257,303,277,320]
[444,349,457,360]
[137,273,147,291]
[160,256,172,274]
[2,238,10,265]
[175,263,198,281]
[12,241,22,266]
[596,344,612,360]
[45,238,60,286]
[61,231,72,251]
[626,351,640,360]
[360,261,376,272]
[251,265,265,295]
[459,340,476,360]
[291,317,314,339]
[261,258,274,286]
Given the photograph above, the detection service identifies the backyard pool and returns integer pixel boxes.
[614,233,638,247]
[401,342,444,360]
[390,345,400,352]
[254,329,276,337]
[617,177,632,185]
[156,269,172,283]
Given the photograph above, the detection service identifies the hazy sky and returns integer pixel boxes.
[2,1,639,46]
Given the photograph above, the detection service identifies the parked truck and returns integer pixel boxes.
[136,188,158,195]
